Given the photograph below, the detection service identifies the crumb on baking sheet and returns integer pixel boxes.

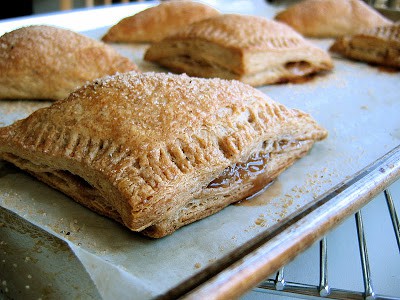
[254,215,267,227]
[245,166,341,232]
[194,263,201,269]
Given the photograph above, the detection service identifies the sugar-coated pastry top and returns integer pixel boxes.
[0,25,139,100]
[102,0,220,43]
[275,0,392,38]
[165,14,304,50]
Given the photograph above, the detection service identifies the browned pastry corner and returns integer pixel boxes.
[274,0,392,38]
[0,72,327,238]
[144,14,333,87]
[0,25,139,101]
[329,24,400,68]
[101,1,220,43]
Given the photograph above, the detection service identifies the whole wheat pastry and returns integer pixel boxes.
[101,1,220,43]
[0,72,327,238]
[274,0,392,38]
[144,14,333,87]
[0,25,139,100]
[329,24,400,68]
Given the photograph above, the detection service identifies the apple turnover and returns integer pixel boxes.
[329,24,400,68]
[0,72,327,238]
[144,14,333,87]
[274,0,392,38]
[101,1,220,43]
[0,25,139,100]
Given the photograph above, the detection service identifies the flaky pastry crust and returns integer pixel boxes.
[0,25,139,100]
[0,72,327,237]
[274,0,392,38]
[144,14,333,87]
[329,24,400,68]
[101,1,220,43]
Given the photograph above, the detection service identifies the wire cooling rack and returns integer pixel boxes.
[251,184,400,300]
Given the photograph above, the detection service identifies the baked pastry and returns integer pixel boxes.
[144,14,333,87]
[0,25,139,100]
[329,24,400,68]
[101,1,220,43]
[274,0,392,38]
[0,72,327,238]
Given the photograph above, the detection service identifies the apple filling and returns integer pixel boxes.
[207,151,270,189]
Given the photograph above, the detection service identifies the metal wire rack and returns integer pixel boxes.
[252,186,400,300]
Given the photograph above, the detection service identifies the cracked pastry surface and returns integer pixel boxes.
[329,24,400,68]
[0,72,327,238]
[101,1,220,43]
[144,14,333,87]
[0,25,139,100]
[274,0,392,38]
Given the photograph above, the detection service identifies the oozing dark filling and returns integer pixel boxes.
[207,152,270,189]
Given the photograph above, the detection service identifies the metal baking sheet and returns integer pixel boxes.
[1,1,399,299]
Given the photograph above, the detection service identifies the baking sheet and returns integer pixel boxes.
[1,1,400,299]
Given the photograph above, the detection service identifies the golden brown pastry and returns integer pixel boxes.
[274,0,392,38]
[0,25,139,100]
[0,72,327,238]
[329,24,400,68]
[101,1,220,43]
[144,14,333,87]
